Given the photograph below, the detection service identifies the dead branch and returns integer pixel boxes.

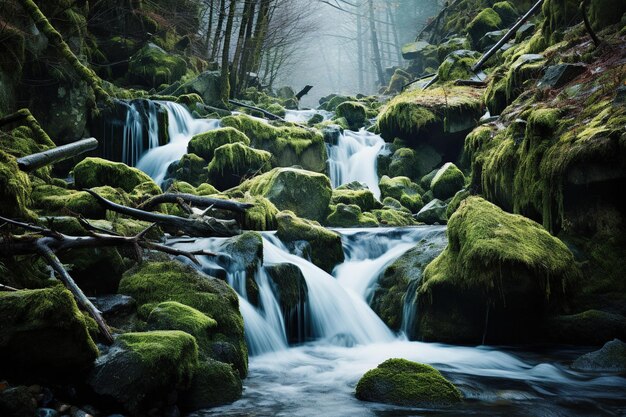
[228,99,287,121]
[17,138,98,172]
[84,189,241,237]
[0,283,18,292]
[295,85,313,100]
[137,192,254,213]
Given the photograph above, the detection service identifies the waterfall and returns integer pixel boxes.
[284,109,332,123]
[136,101,220,184]
[327,130,386,199]
[120,100,161,167]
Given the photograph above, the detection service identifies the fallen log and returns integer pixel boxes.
[454,79,487,87]
[17,138,98,172]
[0,215,216,344]
[295,85,314,100]
[228,99,286,121]
[84,189,241,237]
[137,192,254,213]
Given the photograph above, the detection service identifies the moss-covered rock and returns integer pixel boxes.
[118,261,247,376]
[0,286,98,382]
[221,114,327,173]
[355,359,462,406]
[236,167,332,221]
[326,203,379,228]
[147,301,217,352]
[188,127,251,162]
[446,189,471,218]
[331,187,377,212]
[415,199,448,224]
[493,1,518,25]
[437,50,481,82]
[179,359,242,411]
[128,43,187,88]
[276,210,344,273]
[207,143,272,190]
[385,69,411,95]
[372,208,418,227]
[379,176,424,213]
[237,193,279,231]
[430,162,466,200]
[0,150,32,219]
[467,8,502,48]
[166,153,208,187]
[542,310,626,346]
[32,184,130,219]
[335,101,367,130]
[74,157,159,193]
[417,197,581,344]
[588,0,626,31]
[388,145,442,181]
[377,87,483,160]
[572,339,626,372]
[88,330,198,414]
[265,263,309,342]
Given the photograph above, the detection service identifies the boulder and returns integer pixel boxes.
[436,38,470,62]
[118,261,247,376]
[415,199,448,224]
[276,211,344,273]
[572,339,626,372]
[437,50,481,81]
[379,176,424,213]
[236,167,332,222]
[331,186,378,212]
[91,294,136,319]
[446,189,471,218]
[417,197,581,344]
[355,359,462,406]
[492,1,518,26]
[515,23,536,42]
[188,127,251,161]
[167,71,226,108]
[276,86,295,99]
[401,41,431,60]
[0,386,37,417]
[478,30,507,51]
[217,231,264,304]
[372,208,418,226]
[0,286,98,382]
[265,263,309,343]
[73,157,159,193]
[88,331,198,414]
[128,43,187,89]
[537,64,586,89]
[179,359,242,411]
[335,101,367,130]
[166,153,208,187]
[430,162,466,200]
[326,204,379,228]
[467,8,502,48]
[543,310,626,345]
[207,143,272,190]
[147,302,217,352]
[0,150,32,219]
[388,145,441,181]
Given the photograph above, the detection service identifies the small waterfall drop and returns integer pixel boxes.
[284,109,332,123]
[121,100,161,167]
[327,129,386,198]
[136,101,219,184]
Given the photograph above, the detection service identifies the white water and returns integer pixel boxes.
[327,129,386,198]
[136,101,219,184]
[120,100,162,167]
[284,109,332,123]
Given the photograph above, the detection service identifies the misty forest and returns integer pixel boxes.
[0,0,625,415]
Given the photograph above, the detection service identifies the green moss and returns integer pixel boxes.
[335,101,367,130]
[431,162,466,200]
[197,183,219,195]
[128,43,187,88]
[493,1,518,25]
[377,86,483,144]
[331,188,377,212]
[117,330,198,394]
[236,167,332,222]
[238,193,279,231]
[325,203,379,228]
[0,286,99,381]
[356,359,461,406]
[32,184,130,219]
[221,114,327,173]
[373,208,418,227]
[437,51,480,82]
[588,0,626,30]
[168,154,208,187]
[180,359,242,411]
[325,95,352,111]
[276,211,344,273]
[379,176,424,213]
[467,8,502,47]
[207,143,272,190]
[417,197,581,343]
[188,127,251,162]
[74,157,159,193]
[0,150,33,219]
[446,189,471,218]
[385,69,411,95]
[118,261,247,376]
[541,0,581,45]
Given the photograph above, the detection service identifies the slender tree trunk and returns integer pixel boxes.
[368,0,385,87]
[230,0,253,97]
[203,0,215,57]
[237,0,259,94]
[220,0,237,104]
[211,0,227,61]
[356,0,365,92]
[250,0,271,74]
[387,2,402,65]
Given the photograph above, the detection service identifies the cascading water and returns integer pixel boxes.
[284,109,333,123]
[327,129,386,198]
[136,101,219,184]
[121,100,161,167]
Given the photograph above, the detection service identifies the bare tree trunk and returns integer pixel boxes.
[211,0,227,60]
[356,1,365,91]
[368,0,385,87]
[220,0,237,104]
[237,0,259,95]
[230,0,253,97]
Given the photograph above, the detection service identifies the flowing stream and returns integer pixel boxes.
[122,104,625,416]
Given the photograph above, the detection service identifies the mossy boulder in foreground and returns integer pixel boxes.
[430,162,465,201]
[187,127,251,162]
[0,286,98,382]
[237,167,332,221]
[73,157,159,193]
[207,143,272,190]
[417,197,581,344]
[276,210,344,273]
[356,359,461,407]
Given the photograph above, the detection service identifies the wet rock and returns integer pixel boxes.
[321,125,343,145]
[515,23,536,42]
[179,359,242,412]
[356,359,461,406]
[73,157,158,193]
[326,203,379,228]
[614,85,626,106]
[478,30,507,51]
[379,176,424,213]
[331,184,378,212]
[543,310,626,345]
[467,8,502,48]
[436,38,470,61]
[90,295,136,319]
[430,162,466,200]
[207,143,272,190]
[572,339,626,372]
[415,199,447,224]
[36,408,59,417]
[537,64,586,89]
[167,71,226,108]
[388,145,441,181]
[0,386,37,417]
[265,263,309,342]
[335,101,367,130]
[401,41,431,60]
[437,50,481,81]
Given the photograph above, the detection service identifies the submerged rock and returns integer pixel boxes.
[572,339,626,372]
[0,286,98,382]
[356,359,462,406]
[417,197,581,344]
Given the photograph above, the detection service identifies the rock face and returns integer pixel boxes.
[0,287,99,382]
[237,167,332,221]
[276,211,344,273]
[88,331,198,414]
[417,197,581,344]
[355,359,462,407]
[572,339,626,372]
[128,43,187,89]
